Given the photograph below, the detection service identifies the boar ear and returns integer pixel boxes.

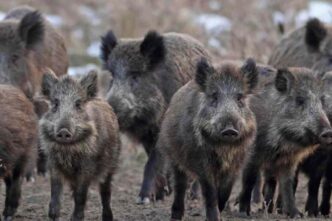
[241,58,258,93]
[100,30,117,65]
[19,11,44,49]
[41,69,58,98]
[196,57,214,91]
[80,70,98,99]
[305,18,327,52]
[140,30,165,68]
[275,68,294,93]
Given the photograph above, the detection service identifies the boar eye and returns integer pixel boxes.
[209,92,218,107]
[75,99,82,110]
[295,96,306,106]
[236,93,245,107]
[52,99,59,112]
[130,75,139,87]
[11,54,19,64]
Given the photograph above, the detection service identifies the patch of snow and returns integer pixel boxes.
[0,11,5,20]
[79,5,101,25]
[273,11,286,25]
[208,37,222,49]
[68,64,99,77]
[195,13,231,35]
[46,14,63,27]
[296,1,332,26]
[87,41,100,58]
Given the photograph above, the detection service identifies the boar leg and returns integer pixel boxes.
[218,176,235,212]
[276,170,297,214]
[200,178,220,221]
[3,164,24,220]
[99,174,113,221]
[262,173,277,213]
[320,160,332,216]
[252,172,262,204]
[71,181,90,221]
[279,168,302,218]
[239,159,261,215]
[138,149,166,204]
[141,131,157,155]
[305,173,322,216]
[49,172,63,221]
[171,167,187,221]
[37,144,47,175]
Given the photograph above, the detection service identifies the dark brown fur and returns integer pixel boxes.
[239,67,332,218]
[101,30,212,203]
[268,18,332,72]
[158,59,258,221]
[1,6,68,99]
[39,72,120,221]
[0,84,37,220]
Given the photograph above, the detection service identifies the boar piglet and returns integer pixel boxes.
[239,67,332,218]
[157,58,258,221]
[39,71,120,221]
[0,85,37,221]
[101,30,211,203]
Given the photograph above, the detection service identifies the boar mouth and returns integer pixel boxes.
[279,127,319,146]
[200,128,241,145]
[41,122,94,145]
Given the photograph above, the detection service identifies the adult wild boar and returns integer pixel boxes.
[100,30,211,203]
[39,71,120,221]
[0,85,37,221]
[268,18,332,72]
[269,17,332,217]
[0,5,68,112]
[0,6,69,176]
[292,71,332,217]
[238,67,332,218]
[157,58,258,221]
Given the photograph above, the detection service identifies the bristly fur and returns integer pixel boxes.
[195,57,214,91]
[100,30,117,64]
[241,58,258,92]
[140,30,165,67]
[275,68,293,93]
[19,10,44,48]
[305,18,327,51]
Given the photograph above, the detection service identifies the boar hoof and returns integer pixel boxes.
[4,216,14,221]
[320,204,330,216]
[136,197,150,205]
[287,209,303,218]
[4,216,13,221]
[237,211,250,218]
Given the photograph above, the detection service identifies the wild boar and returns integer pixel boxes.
[0,84,37,221]
[238,67,332,218]
[100,30,211,203]
[157,58,258,221]
[39,71,120,221]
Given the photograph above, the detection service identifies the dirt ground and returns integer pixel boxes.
[1,140,330,221]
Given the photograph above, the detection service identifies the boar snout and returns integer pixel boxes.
[220,126,239,140]
[319,129,332,144]
[56,128,73,143]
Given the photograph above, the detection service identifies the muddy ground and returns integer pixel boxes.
[1,140,330,221]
